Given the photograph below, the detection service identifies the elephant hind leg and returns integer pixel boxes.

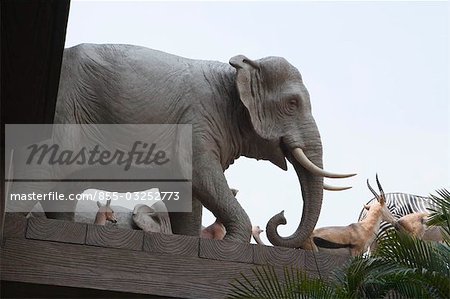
[40,196,76,221]
[40,184,82,221]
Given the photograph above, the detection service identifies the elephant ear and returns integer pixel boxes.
[230,55,271,140]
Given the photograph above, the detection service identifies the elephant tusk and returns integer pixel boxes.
[324,183,352,191]
[292,148,356,179]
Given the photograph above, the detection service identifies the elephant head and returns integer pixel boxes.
[230,55,355,248]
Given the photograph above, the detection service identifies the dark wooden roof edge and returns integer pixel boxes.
[1,213,349,299]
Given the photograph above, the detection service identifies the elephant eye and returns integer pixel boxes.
[285,96,299,111]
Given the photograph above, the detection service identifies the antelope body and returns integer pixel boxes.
[396,212,444,242]
[300,176,396,256]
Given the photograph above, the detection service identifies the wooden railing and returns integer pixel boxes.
[1,214,349,299]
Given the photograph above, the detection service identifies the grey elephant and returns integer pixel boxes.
[11,44,354,247]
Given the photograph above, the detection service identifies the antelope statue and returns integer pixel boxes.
[252,225,266,245]
[396,212,444,242]
[95,199,117,225]
[300,176,396,256]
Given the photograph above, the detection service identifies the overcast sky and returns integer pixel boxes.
[65,1,449,244]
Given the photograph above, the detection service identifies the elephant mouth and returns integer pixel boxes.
[280,141,355,190]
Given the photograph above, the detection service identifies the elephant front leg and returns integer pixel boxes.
[169,197,202,236]
[193,155,252,243]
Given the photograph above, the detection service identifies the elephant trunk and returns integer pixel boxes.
[266,146,324,248]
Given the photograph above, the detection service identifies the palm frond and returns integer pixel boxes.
[227,265,336,299]
[427,189,450,245]
[376,229,449,274]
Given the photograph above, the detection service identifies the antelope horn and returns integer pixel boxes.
[367,179,381,202]
[375,174,386,204]
[292,148,356,179]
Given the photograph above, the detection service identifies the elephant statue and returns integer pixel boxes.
[10,44,354,247]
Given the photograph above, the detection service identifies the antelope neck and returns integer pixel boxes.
[94,212,107,225]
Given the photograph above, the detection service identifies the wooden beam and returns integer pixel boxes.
[143,232,199,257]
[199,239,253,263]
[1,238,256,299]
[86,224,144,251]
[303,250,350,281]
[253,243,304,268]
[1,215,350,298]
[1,213,27,241]
[27,217,87,244]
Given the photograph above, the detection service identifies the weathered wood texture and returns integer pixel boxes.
[303,251,350,280]
[2,213,27,240]
[1,216,350,299]
[144,232,199,257]
[199,239,253,263]
[27,217,87,244]
[1,238,255,299]
[86,224,144,250]
[253,243,305,268]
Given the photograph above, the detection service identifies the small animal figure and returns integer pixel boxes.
[132,201,172,234]
[95,199,117,225]
[252,226,265,245]
[396,212,443,242]
[300,176,396,256]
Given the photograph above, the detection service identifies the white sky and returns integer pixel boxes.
[65,1,449,244]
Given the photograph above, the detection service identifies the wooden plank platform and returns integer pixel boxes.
[1,215,349,299]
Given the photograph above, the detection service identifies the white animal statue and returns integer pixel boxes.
[132,201,172,234]
[93,199,172,234]
[28,193,172,234]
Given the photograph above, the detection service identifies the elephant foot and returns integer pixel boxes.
[169,198,202,236]
[223,217,252,243]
